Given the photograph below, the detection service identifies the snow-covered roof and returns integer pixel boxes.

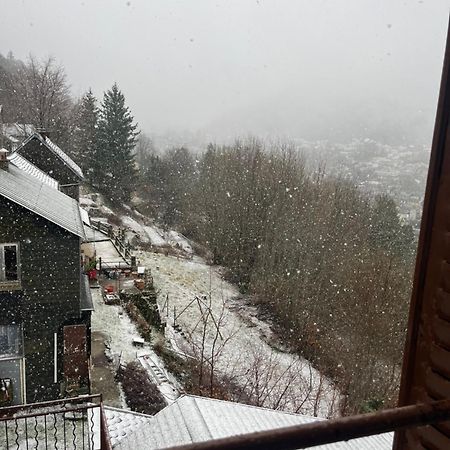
[79,206,90,226]
[16,133,84,180]
[8,152,59,189]
[111,395,393,450]
[0,163,85,238]
[80,274,94,311]
[105,407,153,448]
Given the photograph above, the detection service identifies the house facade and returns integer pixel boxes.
[0,140,92,406]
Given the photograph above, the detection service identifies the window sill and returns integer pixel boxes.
[0,281,22,291]
[0,355,24,361]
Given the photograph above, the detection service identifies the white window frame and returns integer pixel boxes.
[0,243,21,289]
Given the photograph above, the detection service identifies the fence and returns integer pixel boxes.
[0,394,111,450]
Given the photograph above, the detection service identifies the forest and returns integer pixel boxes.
[0,52,416,414]
[137,140,416,414]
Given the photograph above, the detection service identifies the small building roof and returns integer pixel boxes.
[79,206,91,226]
[16,132,84,180]
[80,274,94,312]
[8,152,59,189]
[0,163,85,238]
[105,407,153,448]
[111,395,393,450]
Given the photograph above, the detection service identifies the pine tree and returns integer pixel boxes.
[96,83,138,202]
[73,89,98,182]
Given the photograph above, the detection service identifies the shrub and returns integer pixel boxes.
[117,361,166,415]
[123,302,152,341]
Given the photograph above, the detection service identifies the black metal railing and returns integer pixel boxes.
[0,394,111,450]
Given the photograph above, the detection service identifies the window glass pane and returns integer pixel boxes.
[0,325,22,356]
[4,245,18,281]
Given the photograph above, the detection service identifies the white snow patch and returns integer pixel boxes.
[92,240,127,266]
[79,197,96,207]
[120,216,192,254]
[167,231,193,253]
[121,215,150,243]
[143,225,167,246]
[90,216,109,224]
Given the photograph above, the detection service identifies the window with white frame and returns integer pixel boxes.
[0,243,20,283]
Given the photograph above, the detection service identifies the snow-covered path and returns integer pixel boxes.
[90,288,180,404]
[137,251,340,417]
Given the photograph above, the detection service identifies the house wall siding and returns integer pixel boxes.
[0,196,82,403]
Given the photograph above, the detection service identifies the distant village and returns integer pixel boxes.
[298,138,428,231]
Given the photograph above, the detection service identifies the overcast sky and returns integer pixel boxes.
[1,0,449,142]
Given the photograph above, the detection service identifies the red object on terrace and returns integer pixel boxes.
[88,268,97,280]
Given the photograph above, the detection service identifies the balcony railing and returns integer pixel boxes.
[0,394,111,450]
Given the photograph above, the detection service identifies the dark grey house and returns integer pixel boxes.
[0,146,92,405]
[14,132,84,200]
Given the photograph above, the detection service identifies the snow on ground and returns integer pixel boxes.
[166,230,193,254]
[88,199,339,416]
[143,225,167,246]
[120,215,151,243]
[81,193,115,217]
[79,197,96,207]
[92,240,128,267]
[90,216,109,223]
[101,205,115,215]
[120,215,193,254]
[138,251,340,417]
[90,288,180,403]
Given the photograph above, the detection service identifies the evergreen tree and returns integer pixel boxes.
[96,83,138,202]
[72,89,98,181]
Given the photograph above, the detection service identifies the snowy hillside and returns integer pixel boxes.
[84,192,340,417]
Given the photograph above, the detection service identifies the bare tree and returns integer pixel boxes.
[7,56,74,146]
[226,346,340,417]
[185,293,238,396]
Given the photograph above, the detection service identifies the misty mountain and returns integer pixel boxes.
[204,89,436,146]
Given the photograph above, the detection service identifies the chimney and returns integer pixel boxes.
[0,148,9,171]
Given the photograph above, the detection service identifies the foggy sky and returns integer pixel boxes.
[1,0,449,143]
